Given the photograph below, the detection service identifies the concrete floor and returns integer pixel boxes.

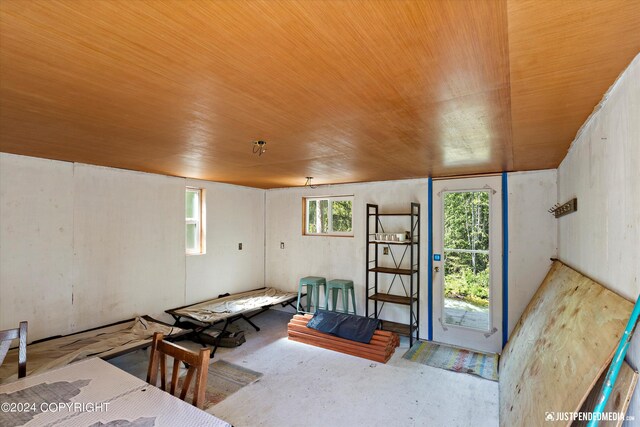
[108,310,498,427]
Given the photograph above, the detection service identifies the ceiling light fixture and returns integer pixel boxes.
[252,140,267,156]
[304,177,318,189]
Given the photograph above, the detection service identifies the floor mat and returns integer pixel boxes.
[178,360,263,409]
[403,341,498,381]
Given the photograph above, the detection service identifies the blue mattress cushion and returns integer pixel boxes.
[306,310,380,344]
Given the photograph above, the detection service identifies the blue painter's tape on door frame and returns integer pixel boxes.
[502,172,509,348]
[428,177,433,341]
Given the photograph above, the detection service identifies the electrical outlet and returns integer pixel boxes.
[383,247,389,255]
[280,242,285,249]
[238,243,242,250]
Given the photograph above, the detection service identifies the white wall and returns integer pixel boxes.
[0,155,74,340]
[71,164,185,331]
[185,179,265,304]
[0,154,266,341]
[557,54,640,423]
[507,170,558,335]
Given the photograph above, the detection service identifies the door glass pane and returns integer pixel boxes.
[443,191,490,330]
[331,200,352,232]
[444,191,489,251]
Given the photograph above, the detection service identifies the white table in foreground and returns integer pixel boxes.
[0,357,231,427]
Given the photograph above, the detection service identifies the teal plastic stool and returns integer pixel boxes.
[297,276,327,313]
[326,279,356,314]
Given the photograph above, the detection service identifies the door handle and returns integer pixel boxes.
[434,266,440,273]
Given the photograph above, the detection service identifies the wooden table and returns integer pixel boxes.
[0,358,231,426]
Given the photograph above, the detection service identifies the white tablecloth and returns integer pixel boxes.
[0,358,230,427]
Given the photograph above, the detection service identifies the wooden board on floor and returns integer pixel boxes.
[287,314,399,363]
[573,361,638,427]
[499,261,634,427]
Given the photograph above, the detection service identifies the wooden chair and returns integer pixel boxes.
[146,332,210,408]
[0,321,28,378]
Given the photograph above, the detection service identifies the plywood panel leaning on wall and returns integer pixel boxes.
[574,361,638,427]
[499,261,634,426]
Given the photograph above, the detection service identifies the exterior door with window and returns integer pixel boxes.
[432,176,502,354]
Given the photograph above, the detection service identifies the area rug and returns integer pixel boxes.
[178,360,263,409]
[403,341,499,381]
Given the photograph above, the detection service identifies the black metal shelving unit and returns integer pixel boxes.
[365,203,420,347]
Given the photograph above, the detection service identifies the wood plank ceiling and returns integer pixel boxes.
[0,0,638,188]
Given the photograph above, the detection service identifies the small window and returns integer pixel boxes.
[186,187,206,254]
[303,196,353,236]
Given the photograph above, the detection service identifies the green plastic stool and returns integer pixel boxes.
[297,276,327,313]
[326,279,356,314]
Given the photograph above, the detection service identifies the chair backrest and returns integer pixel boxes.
[0,321,28,378]
[146,332,210,408]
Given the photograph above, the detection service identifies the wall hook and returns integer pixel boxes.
[549,198,577,218]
